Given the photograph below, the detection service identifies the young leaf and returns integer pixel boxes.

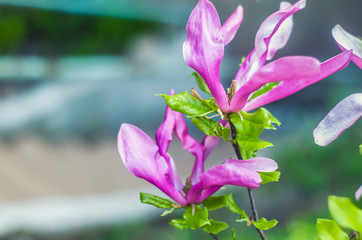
[161,208,175,216]
[250,82,281,100]
[231,228,237,240]
[202,194,245,215]
[183,205,210,230]
[225,194,245,215]
[190,72,211,95]
[229,108,280,159]
[160,91,214,116]
[328,195,362,232]
[316,219,349,240]
[140,192,174,209]
[259,171,281,184]
[202,219,229,234]
[202,195,227,211]
[253,218,278,230]
[191,117,230,141]
[170,219,188,230]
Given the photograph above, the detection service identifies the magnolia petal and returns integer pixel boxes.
[183,0,229,110]
[356,185,362,201]
[332,25,362,69]
[118,124,187,205]
[313,93,362,146]
[224,158,278,172]
[243,51,352,112]
[186,182,221,204]
[156,91,206,187]
[234,0,306,88]
[221,5,243,46]
[267,2,293,60]
[198,158,278,189]
[201,135,220,159]
[229,56,320,112]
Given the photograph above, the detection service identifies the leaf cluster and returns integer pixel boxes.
[316,196,362,240]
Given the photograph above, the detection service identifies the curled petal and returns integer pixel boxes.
[243,51,352,112]
[267,2,294,60]
[156,90,206,187]
[118,124,187,205]
[332,25,362,69]
[221,5,243,46]
[224,157,278,172]
[229,56,320,112]
[187,182,221,204]
[356,185,362,201]
[235,0,306,88]
[313,93,362,146]
[199,157,278,189]
[183,0,229,110]
[187,157,277,203]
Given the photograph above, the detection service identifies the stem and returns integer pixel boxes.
[349,231,358,240]
[209,233,220,240]
[229,121,267,240]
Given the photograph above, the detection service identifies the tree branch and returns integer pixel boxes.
[229,120,267,240]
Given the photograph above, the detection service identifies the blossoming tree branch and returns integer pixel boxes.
[117,0,360,239]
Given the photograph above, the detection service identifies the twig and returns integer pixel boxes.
[210,233,220,240]
[229,121,267,240]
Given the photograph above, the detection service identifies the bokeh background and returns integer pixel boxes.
[0,0,361,239]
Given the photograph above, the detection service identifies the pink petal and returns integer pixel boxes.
[332,25,362,69]
[187,181,221,203]
[356,185,362,201]
[156,90,207,186]
[201,135,220,159]
[224,157,278,172]
[267,2,294,60]
[183,0,229,110]
[313,93,362,146]
[118,124,187,205]
[243,51,352,112]
[234,0,306,88]
[186,157,277,203]
[229,56,320,112]
[221,5,243,46]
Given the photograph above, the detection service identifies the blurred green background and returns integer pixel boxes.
[0,0,361,239]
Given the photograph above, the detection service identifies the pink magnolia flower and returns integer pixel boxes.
[314,26,362,200]
[183,0,352,113]
[118,91,277,206]
[332,25,362,69]
[313,93,362,147]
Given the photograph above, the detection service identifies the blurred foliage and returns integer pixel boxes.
[0,7,158,56]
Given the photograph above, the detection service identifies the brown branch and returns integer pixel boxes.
[229,120,267,240]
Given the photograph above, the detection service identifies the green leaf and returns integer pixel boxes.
[259,171,281,184]
[250,82,281,100]
[190,72,211,95]
[140,192,174,209]
[253,218,278,230]
[359,144,362,155]
[239,56,246,67]
[161,208,175,216]
[183,205,210,230]
[231,228,237,240]
[202,194,246,215]
[316,219,349,240]
[202,219,229,234]
[225,194,246,215]
[229,108,280,159]
[170,219,188,230]
[160,91,214,116]
[328,195,362,232]
[191,117,230,141]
